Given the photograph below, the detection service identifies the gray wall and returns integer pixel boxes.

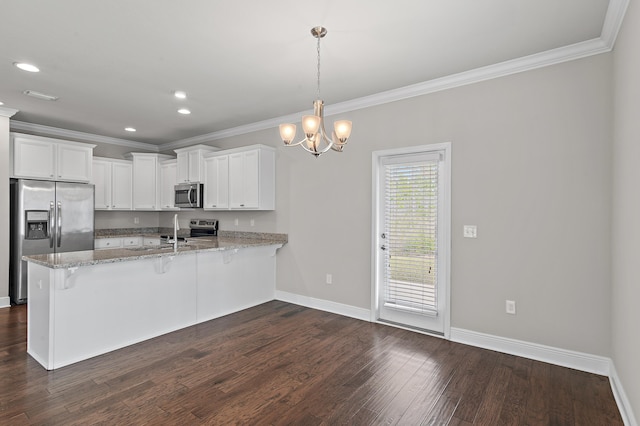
[612,0,640,419]
[207,53,613,357]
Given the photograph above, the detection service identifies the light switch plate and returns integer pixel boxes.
[463,225,477,238]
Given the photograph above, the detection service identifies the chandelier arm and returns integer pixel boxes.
[300,142,333,157]
[284,137,309,148]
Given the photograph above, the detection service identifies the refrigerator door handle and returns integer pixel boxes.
[49,202,55,248]
[57,201,62,248]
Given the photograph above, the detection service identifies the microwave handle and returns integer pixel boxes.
[187,186,193,207]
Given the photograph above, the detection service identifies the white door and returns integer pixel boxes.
[373,144,450,336]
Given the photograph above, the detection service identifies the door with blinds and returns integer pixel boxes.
[373,144,450,335]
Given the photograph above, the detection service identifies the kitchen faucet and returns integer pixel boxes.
[173,213,179,252]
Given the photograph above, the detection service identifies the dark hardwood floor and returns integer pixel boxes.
[0,301,622,425]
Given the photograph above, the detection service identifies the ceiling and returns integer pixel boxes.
[0,0,623,148]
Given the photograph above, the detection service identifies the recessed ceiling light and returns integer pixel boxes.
[23,90,58,101]
[174,91,187,99]
[125,127,136,132]
[0,101,4,106]
[14,62,40,72]
[178,108,191,115]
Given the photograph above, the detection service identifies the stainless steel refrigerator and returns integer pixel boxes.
[10,179,95,304]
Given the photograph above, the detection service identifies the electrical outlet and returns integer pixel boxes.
[250,219,255,227]
[506,300,516,315]
[326,273,332,284]
[134,217,139,224]
[463,225,477,238]
[234,218,239,226]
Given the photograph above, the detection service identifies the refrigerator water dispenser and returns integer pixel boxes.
[25,210,49,240]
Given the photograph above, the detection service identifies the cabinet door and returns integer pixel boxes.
[242,150,260,208]
[229,153,245,208]
[203,155,229,209]
[132,156,158,209]
[92,160,112,209]
[56,143,93,182]
[188,150,202,182]
[176,152,189,183]
[13,137,56,179]
[160,161,177,209]
[229,150,259,209]
[111,161,133,210]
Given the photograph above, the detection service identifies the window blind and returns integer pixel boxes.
[383,157,439,316]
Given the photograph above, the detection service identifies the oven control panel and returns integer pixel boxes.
[189,219,219,229]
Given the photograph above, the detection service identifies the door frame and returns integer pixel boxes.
[371,142,452,339]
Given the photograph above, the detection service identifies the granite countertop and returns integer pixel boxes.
[23,235,287,269]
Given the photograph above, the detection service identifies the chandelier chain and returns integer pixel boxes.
[316,35,321,101]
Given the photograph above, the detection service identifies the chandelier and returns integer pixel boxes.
[279,26,352,158]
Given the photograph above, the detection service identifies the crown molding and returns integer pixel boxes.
[162,36,614,150]
[160,115,303,150]
[0,106,19,118]
[601,0,630,49]
[9,120,160,151]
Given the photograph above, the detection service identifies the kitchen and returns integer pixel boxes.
[0,1,638,424]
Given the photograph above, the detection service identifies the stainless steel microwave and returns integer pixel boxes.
[174,183,203,208]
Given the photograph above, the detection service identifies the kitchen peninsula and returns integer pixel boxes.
[24,232,287,370]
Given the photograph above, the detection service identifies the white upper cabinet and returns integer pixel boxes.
[92,157,133,210]
[124,153,174,210]
[11,133,95,182]
[205,145,275,211]
[159,159,179,210]
[203,154,229,210]
[174,144,219,183]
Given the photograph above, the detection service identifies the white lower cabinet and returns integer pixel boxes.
[95,236,141,249]
[94,238,124,250]
[143,237,161,246]
[123,237,141,247]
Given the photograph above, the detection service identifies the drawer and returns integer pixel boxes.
[123,237,141,247]
[143,237,161,246]
[95,238,123,249]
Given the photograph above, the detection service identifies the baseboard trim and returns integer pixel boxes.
[0,297,10,309]
[609,361,638,426]
[450,327,610,376]
[275,291,371,322]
